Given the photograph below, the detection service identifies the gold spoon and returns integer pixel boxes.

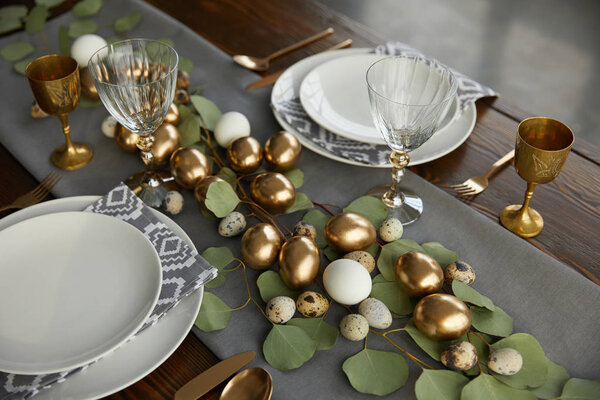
[220,368,273,400]
[233,27,334,71]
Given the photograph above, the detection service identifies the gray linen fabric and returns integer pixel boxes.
[0,1,598,399]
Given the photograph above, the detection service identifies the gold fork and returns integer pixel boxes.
[0,171,61,212]
[451,150,515,196]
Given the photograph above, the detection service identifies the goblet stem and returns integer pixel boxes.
[136,134,155,168]
[518,182,537,217]
[382,151,409,208]
[58,114,77,155]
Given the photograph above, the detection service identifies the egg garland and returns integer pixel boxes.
[323,259,372,305]
[240,223,282,270]
[227,136,263,174]
[324,212,376,253]
[70,34,107,68]
[441,341,478,371]
[488,348,523,376]
[152,124,181,166]
[264,131,301,171]
[339,314,370,341]
[249,172,296,214]
[292,221,317,241]
[358,298,392,329]
[413,293,471,341]
[444,260,476,285]
[170,147,212,189]
[278,236,320,290]
[162,190,184,215]
[296,291,329,318]
[395,251,444,298]
[343,250,375,273]
[265,296,296,324]
[214,111,251,148]
[218,211,247,237]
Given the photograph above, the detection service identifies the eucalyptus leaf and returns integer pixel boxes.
[559,378,600,400]
[530,359,569,399]
[461,373,537,400]
[342,349,408,396]
[302,209,329,248]
[13,57,35,75]
[263,324,316,370]
[285,192,313,214]
[35,0,64,7]
[68,19,98,38]
[216,167,237,187]
[201,247,235,289]
[452,280,494,311]
[421,242,458,268]
[178,103,193,120]
[205,181,239,218]
[364,242,379,258]
[0,18,22,34]
[415,369,469,400]
[370,282,412,316]
[465,331,491,375]
[287,318,338,350]
[0,5,28,19]
[25,5,49,33]
[324,246,340,261]
[470,304,513,337]
[58,25,69,55]
[284,168,303,189]
[78,97,102,108]
[200,208,217,221]
[178,114,201,146]
[405,320,453,361]
[1,41,34,62]
[106,36,120,44]
[158,37,175,47]
[72,0,102,17]
[178,56,193,73]
[256,270,300,303]
[194,292,232,332]
[372,274,388,284]
[343,195,387,229]
[190,95,221,131]
[114,11,141,33]
[190,142,207,154]
[489,333,548,390]
[377,239,424,281]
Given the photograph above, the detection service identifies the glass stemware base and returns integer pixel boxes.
[124,170,179,208]
[367,184,423,225]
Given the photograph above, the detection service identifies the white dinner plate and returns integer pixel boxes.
[0,197,203,400]
[299,53,459,144]
[271,48,476,168]
[0,212,162,375]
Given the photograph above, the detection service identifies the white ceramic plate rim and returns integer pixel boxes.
[0,197,202,400]
[298,53,459,144]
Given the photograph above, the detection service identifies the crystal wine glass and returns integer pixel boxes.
[88,39,178,206]
[366,55,457,224]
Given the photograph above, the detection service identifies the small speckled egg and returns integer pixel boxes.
[265,296,296,324]
[444,261,476,285]
[488,348,523,376]
[214,111,251,148]
[343,251,375,273]
[296,291,329,318]
[71,34,107,67]
[31,101,48,118]
[339,314,369,341]
[293,221,317,241]
[358,298,392,329]
[162,191,183,215]
[218,211,247,237]
[101,115,117,138]
[441,341,478,371]
[379,217,403,242]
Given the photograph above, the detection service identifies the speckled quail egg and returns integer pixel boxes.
[162,191,183,215]
[488,348,523,376]
[265,296,296,324]
[293,221,317,242]
[441,341,478,371]
[218,211,247,237]
[444,261,476,285]
[343,250,375,273]
[30,101,48,118]
[296,291,329,318]
[358,298,392,329]
[174,88,190,104]
[339,314,369,341]
[379,217,403,242]
[176,70,190,89]
[101,115,118,138]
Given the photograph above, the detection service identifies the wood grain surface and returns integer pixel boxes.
[0,0,598,399]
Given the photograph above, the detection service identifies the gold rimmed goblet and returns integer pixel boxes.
[26,54,93,170]
[500,117,574,238]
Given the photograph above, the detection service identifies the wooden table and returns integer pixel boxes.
[1,0,598,398]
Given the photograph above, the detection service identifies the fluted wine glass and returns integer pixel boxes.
[88,39,178,206]
[367,55,457,224]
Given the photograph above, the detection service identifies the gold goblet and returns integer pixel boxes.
[500,117,574,237]
[26,54,93,170]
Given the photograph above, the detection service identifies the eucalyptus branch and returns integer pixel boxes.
[469,330,491,347]
[371,330,433,369]
[312,201,336,216]
[467,331,483,374]
[235,258,272,323]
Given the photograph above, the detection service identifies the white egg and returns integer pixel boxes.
[71,34,107,68]
[323,259,372,305]
[101,115,117,138]
[214,111,250,148]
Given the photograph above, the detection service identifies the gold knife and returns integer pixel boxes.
[245,39,353,90]
[174,351,256,400]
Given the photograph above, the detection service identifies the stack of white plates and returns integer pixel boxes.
[270,49,477,168]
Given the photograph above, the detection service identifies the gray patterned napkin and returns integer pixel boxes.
[271,41,498,166]
[0,184,217,400]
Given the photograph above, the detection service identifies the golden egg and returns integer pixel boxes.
[227,136,263,174]
[241,223,282,270]
[164,103,181,125]
[152,123,181,165]
[176,70,190,89]
[324,212,376,253]
[279,236,320,290]
[115,124,139,153]
[79,66,99,100]
[395,251,443,298]
[194,175,227,215]
[264,131,301,171]
[249,172,295,213]
[413,293,471,341]
[170,147,212,189]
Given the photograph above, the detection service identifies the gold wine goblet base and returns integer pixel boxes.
[124,170,180,208]
[51,142,93,171]
[500,204,544,238]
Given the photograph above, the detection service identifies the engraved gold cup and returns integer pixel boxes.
[26,54,93,170]
[500,117,574,237]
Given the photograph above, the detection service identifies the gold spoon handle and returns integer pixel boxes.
[267,27,334,61]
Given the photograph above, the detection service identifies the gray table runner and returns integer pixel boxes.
[0,1,598,399]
